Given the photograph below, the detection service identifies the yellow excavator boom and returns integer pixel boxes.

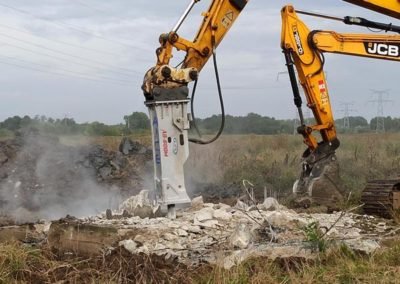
[157,0,248,72]
[343,0,400,19]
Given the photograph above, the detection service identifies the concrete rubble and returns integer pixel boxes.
[229,223,253,249]
[42,196,400,269]
[119,190,161,218]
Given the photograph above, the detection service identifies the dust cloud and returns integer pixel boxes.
[0,133,138,223]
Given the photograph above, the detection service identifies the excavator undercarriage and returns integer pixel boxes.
[361,179,400,218]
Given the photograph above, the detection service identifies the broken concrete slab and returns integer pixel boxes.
[48,220,119,256]
[191,196,204,207]
[213,209,232,221]
[119,190,161,218]
[175,229,188,237]
[344,238,380,254]
[229,223,253,249]
[265,211,308,229]
[221,243,315,270]
[260,197,281,211]
[193,207,214,223]
[0,224,45,243]
[234,200,249,211]
[163,232,178,241]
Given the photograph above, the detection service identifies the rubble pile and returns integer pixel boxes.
[46,191,398,269]
[0,134,151,223]
[188,182,245,205]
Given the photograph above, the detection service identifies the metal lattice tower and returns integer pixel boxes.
[368,89,393,133]
[338,102,356,129]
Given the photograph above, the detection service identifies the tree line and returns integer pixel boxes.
[0,112,150,137]
[0,112,399,137]
[194,114,400,134]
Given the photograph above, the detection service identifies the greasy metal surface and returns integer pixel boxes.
[361,179,400,218]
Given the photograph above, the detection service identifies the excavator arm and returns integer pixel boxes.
[142,0,247,98]
[310,32,400,60]
[281,5,400,206]
[343,0,400,19]
[157,0,247,71]
[142,0,247,217]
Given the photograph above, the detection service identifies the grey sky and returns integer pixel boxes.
[0,0,398,124]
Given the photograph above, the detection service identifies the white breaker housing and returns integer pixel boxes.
[146,99,191,214]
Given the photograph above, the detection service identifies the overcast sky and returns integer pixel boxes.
[0,0,398,124]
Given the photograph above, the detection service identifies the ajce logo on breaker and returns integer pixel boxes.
[364,42,400,57]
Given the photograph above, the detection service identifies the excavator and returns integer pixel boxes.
[281,2,400,216]
[141,0,248,218]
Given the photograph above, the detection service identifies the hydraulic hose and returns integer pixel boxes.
[189,37,225,145]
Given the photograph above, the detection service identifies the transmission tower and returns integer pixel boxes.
[338,102,356,129]
[368,89,393,133]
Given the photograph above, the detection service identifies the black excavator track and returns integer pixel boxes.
[361,179,400,218]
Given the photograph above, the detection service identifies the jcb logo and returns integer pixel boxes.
[292,26,304,55]
[365,42,400,57]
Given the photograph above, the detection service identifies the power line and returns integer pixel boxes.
[0,23,120,57]
[0,57,132,86]
[1,55,132,85]
[0,40,137,80]
[71,0,113,15]
[0,2,148,51]
[0,31,140,76]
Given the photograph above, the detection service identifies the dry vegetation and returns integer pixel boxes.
[199,240,400,284]
[2,133,400,283]
[59,133,152,151]
[1,239,400,283]
[0,242,193,283]
[188,133,400,204]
